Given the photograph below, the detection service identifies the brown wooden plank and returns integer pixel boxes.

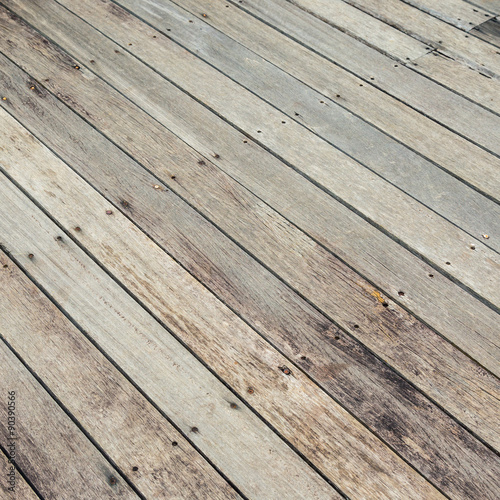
[0,341,140,499]
[0,252,242,499]
[0,449,39,500]
[1,7,499,447]
[1,54,500,499]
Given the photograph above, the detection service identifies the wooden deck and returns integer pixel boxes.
[0,0,499,498]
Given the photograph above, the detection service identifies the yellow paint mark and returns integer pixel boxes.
[371,290,386,304]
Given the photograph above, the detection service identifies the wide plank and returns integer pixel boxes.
[465,0,500,14]
[105,0,500,248]
[0,254,242,499]
[0,341,140,499]
[2,64,500,498]
[0,449,39,500]
[1,9,499,409]
[6,0,500,310]
[229,0,500,167]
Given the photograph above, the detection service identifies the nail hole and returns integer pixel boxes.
[28,254,34,259]
[212,153,220,158]
[191,427,199,433]
[197,160,206,165]
[382,302,389,307]
[3,264,8,268]
[282,121,286,124]
[353,324,359,329]
[428,274,434,278]
[243,140,248,143]
[398,291,405,296]
[171,175,176,179]
[132,466,138,472]
[257,130,262,133]
[334,335,340,340]
[172,441,178,446]
[446,261,451,265]
[56,236,63,241]
[106,210,113,215]
[470,244,475,250]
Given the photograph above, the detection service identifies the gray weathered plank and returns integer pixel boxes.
[107,0,500,251]
[1,7,499,409]
[0,134,448,498]
[472,17,500,46]
[465,0,500,14]
[0,449,39,500]
[329,0,500,74]
[0,256,242,499]
[2,60,500,498]
[6,0,500,310]
[398,0,493,30]
[0,181,343,499]
[0,341,140,499]
[226,0,500,170]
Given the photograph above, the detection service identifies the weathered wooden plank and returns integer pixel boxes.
[0,135,448,499]
[105,0,500,251]
[2,63,500,499]
[411,50,500,115]
[0,256,242,499]
[6,0,500,310]
[1,7,499,416]
[338,0,500,73]
[224,0,500,166]
[399,0,493,30]
[0,341,140,499]
[472,17,500,47]
[0,449,39,500]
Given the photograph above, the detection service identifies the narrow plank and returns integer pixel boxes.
[7,0,500,311]
[412,51,500,115]
[0,449,39,500]
[2,64,500,499]
[233,0,500,159]
[0,255,242,499]
[2,9,500,417]
[472,17,500,47]
[399,0,493,29]
[105,0,500,251]
[0,143,446,500]
[0,341,139,499]
[339,0,500,73]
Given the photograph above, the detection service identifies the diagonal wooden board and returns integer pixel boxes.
[0,254,242,499]
[4,0,500,312]
[1,8,499,421]
[0,449,39,500]
[0,341,140,499]
[1,62,500,498]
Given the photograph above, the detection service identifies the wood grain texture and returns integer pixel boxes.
[0,188,342,499]
[0,131,449,499]
[0,449,39,500]
[0,341,140,499]
[1,8,499,436]
[0,255,242,499]
[108,0,500,251]
[1,59,500,499]
[229,0,500,184]
[400,0,493,29]
[337,0,500,74]
[465,0,500,14]
[7,0,500,310]
[472,17,500,46]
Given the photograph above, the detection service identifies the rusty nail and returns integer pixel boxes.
[230,402,238,409]
[106,210,113,215]
[247,387,254,394]
[28,253,34,259]
[128,43,133,46]
[90,59,95,63]
[109,476,117,485]
[202,13,208,17]
[74,226,81,232]
[197,160,206,165]
[73,64,80,70]
[121,200,129,208]
[212,153,220,158]
[2,97,7,101]
[30,86,35,90]
[483,234,489,239]
[191,426,199,433]
[153,184,161,189]
[279,366,291,375]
